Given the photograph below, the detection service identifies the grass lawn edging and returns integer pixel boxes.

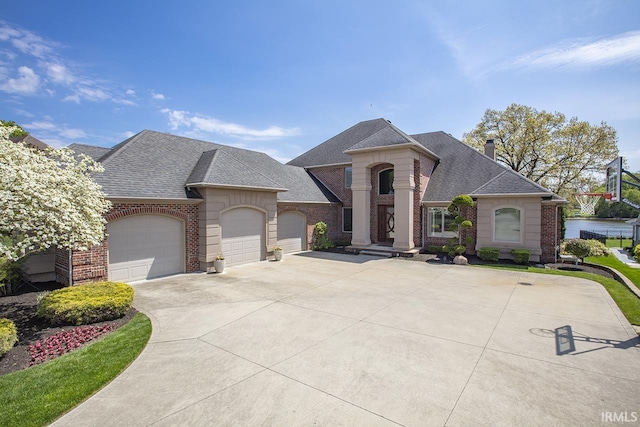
[0,312,151,427]
[473,263,640,327]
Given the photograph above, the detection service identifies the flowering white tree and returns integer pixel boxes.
[0,126,111,261]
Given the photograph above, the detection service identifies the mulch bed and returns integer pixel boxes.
[0,282,137,376]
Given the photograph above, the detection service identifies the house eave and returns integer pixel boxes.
[188,182,288,192]
[277,200,336,205]
[471,192,555,198]
[303,162,352,169]
[107,196,203,204]
[344,142,440,160]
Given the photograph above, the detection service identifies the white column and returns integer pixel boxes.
[351,163,371,246]
[393,157,415,250]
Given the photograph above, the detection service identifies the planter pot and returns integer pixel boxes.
[213,259,225,273]
[274,249,283,261]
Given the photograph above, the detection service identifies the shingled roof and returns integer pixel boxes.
[68,143,111,160]
[287,118,391,167]
[85,130,336,203]
[10,134,49,151]
[411,132,560,202]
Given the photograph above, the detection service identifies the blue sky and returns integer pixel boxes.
[1,1,639,174]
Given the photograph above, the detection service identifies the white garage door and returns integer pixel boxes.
[277,212,307,253]
[108,215,184,282]
[221,208,265,266]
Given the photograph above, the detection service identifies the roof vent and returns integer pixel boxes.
[484,139,496,160]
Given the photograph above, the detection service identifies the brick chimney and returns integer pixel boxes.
[484,139,496,160]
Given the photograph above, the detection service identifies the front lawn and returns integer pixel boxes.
[0,313,151,427]
[586,254,640,287]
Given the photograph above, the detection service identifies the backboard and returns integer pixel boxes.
[605,157,623,202]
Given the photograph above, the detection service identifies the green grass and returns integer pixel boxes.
[605,238,633,248]
[0,313,151,427]
[586,254,640,287]
[474,263,640,326]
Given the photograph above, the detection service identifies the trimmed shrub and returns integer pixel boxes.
[0,255,23,296]
[585,239,609,258]
[0,318,18,356]
[511,249,530,265]
[562,238,609,262]
[563,239,591,261]
[453,245,466,255]
[312,221,334,250]
[635,244,640,262]
[479,247,500,262]
[37,282,134,326]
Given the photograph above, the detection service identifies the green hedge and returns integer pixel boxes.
[0,318,18,356]
[37,281,134,325]
[478,247,500,262]
[511,249,531,265]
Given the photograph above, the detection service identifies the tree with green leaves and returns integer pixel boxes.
[463,104,618,198]
[1,120,28,138]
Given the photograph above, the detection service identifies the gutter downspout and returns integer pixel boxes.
[554,206,558,263]
[420,205,426,248]
[68,248,73,286]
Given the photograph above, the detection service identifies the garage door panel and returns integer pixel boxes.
[277,212,306,253]
[108,215,184,282]
[221,208,265,267]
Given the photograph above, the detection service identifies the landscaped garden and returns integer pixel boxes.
[0,281,151,427]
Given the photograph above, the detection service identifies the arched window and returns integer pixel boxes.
[379,169,394,195]
[494,207,521,242]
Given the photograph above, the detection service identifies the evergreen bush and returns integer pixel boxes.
[478,247,500,262]
[37,282,134,325]
[511,249,530,265]
[0,318,18,356]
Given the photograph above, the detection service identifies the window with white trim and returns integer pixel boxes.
[494,207,521,242]
[345,167,352,189]
[428,207,457,237]
[342,208,353,233]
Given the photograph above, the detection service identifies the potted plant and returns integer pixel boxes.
[214,253,225,273]
[273,246,283,261]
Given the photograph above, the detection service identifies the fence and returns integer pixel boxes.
[579,230,632,245]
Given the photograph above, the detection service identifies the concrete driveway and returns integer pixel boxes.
[53,252,640,426]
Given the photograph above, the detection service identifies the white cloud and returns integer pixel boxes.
[161,108,301,140]
[62,94,80,103]
[22,119,90,146]
[0,23,56,59]
[0,65,39,93]
[47,63,75,85]
[121,130,135,138]
[510,31,640,70]
[59,128,87,139]
[152,91,165,100]
[24,120,57,130]
[0,22,141,106]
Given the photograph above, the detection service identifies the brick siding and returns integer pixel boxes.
[309,166,353,207]
[540,204,561,262]
[56,201,200,284]
[278,204,344,247]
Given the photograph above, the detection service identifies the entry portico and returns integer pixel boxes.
[346,138,439,251]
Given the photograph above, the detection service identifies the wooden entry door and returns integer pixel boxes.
[377,205,395,243]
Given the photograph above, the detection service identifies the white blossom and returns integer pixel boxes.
[0,126,111,261]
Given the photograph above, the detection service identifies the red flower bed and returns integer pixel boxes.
[29,324,113,366]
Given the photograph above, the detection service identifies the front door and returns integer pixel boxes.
[377,205,394,243]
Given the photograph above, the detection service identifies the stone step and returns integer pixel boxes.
[359,250,393,258]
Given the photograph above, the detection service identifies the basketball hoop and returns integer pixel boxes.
[575,193,608,215]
